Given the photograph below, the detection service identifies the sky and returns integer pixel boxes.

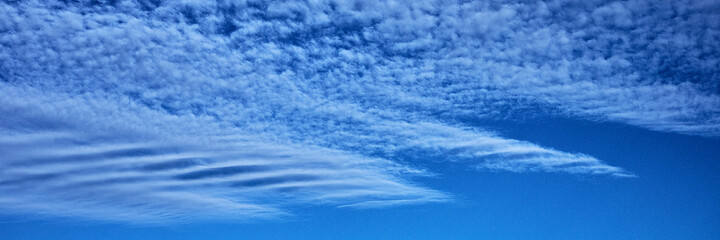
[0,0,718,239]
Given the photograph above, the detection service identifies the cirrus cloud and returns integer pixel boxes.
[3,0,715,222]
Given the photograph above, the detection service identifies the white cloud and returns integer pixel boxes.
[0,84,448,222]
[3,0,715,222]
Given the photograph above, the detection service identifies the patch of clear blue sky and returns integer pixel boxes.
[2,117,718,240]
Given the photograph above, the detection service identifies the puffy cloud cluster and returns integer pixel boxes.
[2,0,716,221]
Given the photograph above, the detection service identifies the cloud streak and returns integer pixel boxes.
[0,84,449,222]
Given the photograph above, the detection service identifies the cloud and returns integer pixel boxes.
[0,84,448,222]
[4,0,718,137]
[3,0,715,222]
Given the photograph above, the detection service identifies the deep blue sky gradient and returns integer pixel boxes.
[2,118,718,239]
[1,0,719,238]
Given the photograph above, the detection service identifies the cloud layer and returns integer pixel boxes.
[2,0,716,221]
[0,84,450,222]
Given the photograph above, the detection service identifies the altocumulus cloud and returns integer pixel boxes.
[1,0,717,222]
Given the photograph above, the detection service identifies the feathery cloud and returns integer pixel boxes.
[3,0,714,222]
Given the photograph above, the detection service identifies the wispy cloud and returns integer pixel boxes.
[2,0,714,222]
[0,78,628,222]
[0,84,449,222]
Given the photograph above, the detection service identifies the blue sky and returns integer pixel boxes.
[0,0,719,239]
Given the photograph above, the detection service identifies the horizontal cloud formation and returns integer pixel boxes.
[0,84,450,222]
[2,0,716,221]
